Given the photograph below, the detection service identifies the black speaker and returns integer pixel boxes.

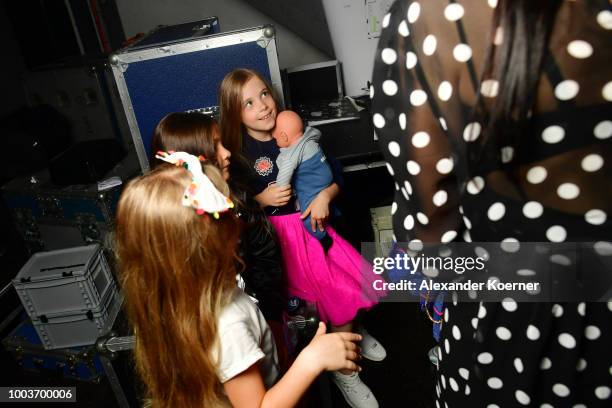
[4,0,80,68]
[0,105,73,183]
[49,139,125,185]
[4,0,125,69]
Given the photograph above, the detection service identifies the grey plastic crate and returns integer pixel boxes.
[13,244,115,320]
[32,284,123,350]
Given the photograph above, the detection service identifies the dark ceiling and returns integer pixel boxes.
[244,0,335,59]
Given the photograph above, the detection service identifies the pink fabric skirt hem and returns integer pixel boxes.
[269,213,384,326]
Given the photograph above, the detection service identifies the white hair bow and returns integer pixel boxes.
[155,151,234,218]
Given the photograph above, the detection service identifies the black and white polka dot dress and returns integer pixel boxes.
[372,0,611,406]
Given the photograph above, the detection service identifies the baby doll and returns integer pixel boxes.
[272,110,334,252]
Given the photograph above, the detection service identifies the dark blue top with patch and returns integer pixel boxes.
[242,134,297,215]
[242,132,344,216]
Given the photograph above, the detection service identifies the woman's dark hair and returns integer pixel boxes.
[149,111,249,211]
[473,0,563,173]
[150,112,219,169]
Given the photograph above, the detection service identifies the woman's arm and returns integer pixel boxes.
[224,323,361,408]
[370,0,462,244]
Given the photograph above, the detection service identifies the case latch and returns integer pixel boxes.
[257,25,276,48]
[109,54,129,73]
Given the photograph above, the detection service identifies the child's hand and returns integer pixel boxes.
[255,184,292,207]
[299,322,362,373]
[300,190,331,232]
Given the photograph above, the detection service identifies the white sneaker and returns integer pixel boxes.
[331,372,379,408]
[359,328,387,362]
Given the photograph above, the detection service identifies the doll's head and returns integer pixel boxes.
[272,110,304,148]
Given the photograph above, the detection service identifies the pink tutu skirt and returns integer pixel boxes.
[269,212,384,326]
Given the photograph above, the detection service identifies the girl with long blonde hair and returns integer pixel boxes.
[115,154,362,407]
[149,112,288,366]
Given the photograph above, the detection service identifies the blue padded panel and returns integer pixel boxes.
[123,41,272,160]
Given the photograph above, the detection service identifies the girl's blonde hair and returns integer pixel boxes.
[115,164,241,407]
[219,68,279,156]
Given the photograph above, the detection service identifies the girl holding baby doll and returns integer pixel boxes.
[219,68,386,408]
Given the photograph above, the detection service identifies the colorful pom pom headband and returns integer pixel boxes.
[155,151,234,218]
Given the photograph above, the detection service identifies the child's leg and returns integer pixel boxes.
[332,316,387,363]
[330,321,353,333]
[331,320,355,375]
[329,318,379,407]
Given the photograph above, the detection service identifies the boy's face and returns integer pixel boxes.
[240,76,277,137]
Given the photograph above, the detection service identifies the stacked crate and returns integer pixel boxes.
[12,244,119,350]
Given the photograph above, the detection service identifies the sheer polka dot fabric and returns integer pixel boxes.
[372,0,611,406]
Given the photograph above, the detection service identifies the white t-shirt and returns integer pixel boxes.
[216,289,280,388]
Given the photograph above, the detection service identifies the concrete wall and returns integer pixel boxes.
[115,0,330,69]
[243,0,335,58]
[322,0,392,96]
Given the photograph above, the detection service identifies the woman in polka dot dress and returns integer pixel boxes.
[372,0,611,406]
